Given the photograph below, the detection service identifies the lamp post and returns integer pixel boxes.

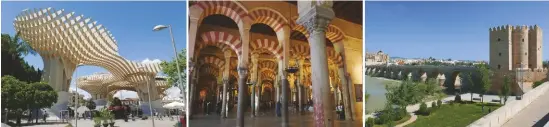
[74,64,83,126]
[284,62,299,125]
[153,24,185,106]
[138,67,155,127]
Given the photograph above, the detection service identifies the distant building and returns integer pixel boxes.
[366,51,389,65]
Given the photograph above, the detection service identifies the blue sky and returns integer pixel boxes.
[365,1,549,61]
[1,1,187,98]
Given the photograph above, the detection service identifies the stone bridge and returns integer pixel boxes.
[365,65,478,90]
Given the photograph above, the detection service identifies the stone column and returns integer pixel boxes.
[297,1,335,126]
[221,50,231,118]
[189,62,199,119]
[236,67,249,127]
[250,54,259,117]
[278,59,290,126]
[297,59,305,114]
[255,73,262,116]
[334,42,353,120]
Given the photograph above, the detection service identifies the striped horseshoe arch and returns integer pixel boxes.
[200,56,225,70]
[248,8,289,32]
[251,39,283,59]
[326,25,345,43]
[199,65,220,78]
[290,43,311,59]
[289,16,310,38]
[201,31,242,56]
[192,1,249,26]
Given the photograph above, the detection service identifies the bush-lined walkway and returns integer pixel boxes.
[405,103,501,127]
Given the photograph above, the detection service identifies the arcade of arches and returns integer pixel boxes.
[188,1,363,126]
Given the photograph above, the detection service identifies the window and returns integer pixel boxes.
[499,53,501,56]
[525,52,527,56]
[522,39,524,42]
[498,65,501,69]
[498,38,501,42]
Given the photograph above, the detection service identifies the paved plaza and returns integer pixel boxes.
[21,118,180,127]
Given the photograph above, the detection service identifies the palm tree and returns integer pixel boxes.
[1,31,36,58]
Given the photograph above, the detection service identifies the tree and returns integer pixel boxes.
[160,49,187,88]
[87,99,97,111]
[1,33,42,83]
[463,72,475,103]
[386,79,423,110]
[501,75,511,104]
[477,64,492,105]
[28,82,57,123]
[1,76,57,125]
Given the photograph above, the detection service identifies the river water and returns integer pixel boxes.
[364,75,400,113]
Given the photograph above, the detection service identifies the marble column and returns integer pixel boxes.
[221,51,231,118]
[255,71,262,116]
[250,54,259,117]
[236,66,249,127]
[334,42,353,120]
[297,1,335,126]
[297,59,305,114]
[189,62,198,119]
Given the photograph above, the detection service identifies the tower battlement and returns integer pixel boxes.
[512,25,530,31]
[489,25,512,32]
[529,25,542,32]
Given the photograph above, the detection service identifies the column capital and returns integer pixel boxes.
[297,5,335,34]
[251,53,259,63]
[238,67,249,77]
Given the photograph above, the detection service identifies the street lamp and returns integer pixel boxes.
[152,24,185,113]
[74,64,83,126]
[138,67,155,127]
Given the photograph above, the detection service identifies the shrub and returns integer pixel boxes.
[432,101,437,109]
[418,102,428,115]
[533,81,544,88]
[366,117,375,127]
[455,95,462,103]
[437,100,443,107]
[394,108,407,121]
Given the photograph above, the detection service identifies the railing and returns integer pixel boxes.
[468,81,549,127]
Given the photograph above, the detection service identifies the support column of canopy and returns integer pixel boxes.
[221,50,231,118]
[250,54,259,117]
[236,21,251,127]
[334,42,354,120]
[297,1,335,126]
[41,55,76,119]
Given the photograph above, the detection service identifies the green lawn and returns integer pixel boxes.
[406,103,501,127]
[374,113,412,127]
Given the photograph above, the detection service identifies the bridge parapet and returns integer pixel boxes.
[468,81,549,127]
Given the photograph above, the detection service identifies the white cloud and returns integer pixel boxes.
[113,90,139,99]
[141,58,162,64]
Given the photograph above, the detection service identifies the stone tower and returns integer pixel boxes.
[489,25,543,71]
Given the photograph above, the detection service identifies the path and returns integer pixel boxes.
[502,89,549,127]
[393,93,511,127]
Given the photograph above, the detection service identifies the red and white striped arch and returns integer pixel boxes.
[248,8,289,32]
[193,1,249,26]
[327,48,343,66]
[201,31,242,56]
[326,25,345,43]
[195,42,231,55]
[261,70,276,81]
[199,65,219,78]
[290,44,310,59]
[259,61,278,71]
[289,16,310,38]
[200,56,225,70]
[251,39,283,59]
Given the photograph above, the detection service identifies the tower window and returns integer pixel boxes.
[522,39,524,42]
[498,65,501,69]
[525,52,527,56]
[499,53,501,56]
[497,38,501,42]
